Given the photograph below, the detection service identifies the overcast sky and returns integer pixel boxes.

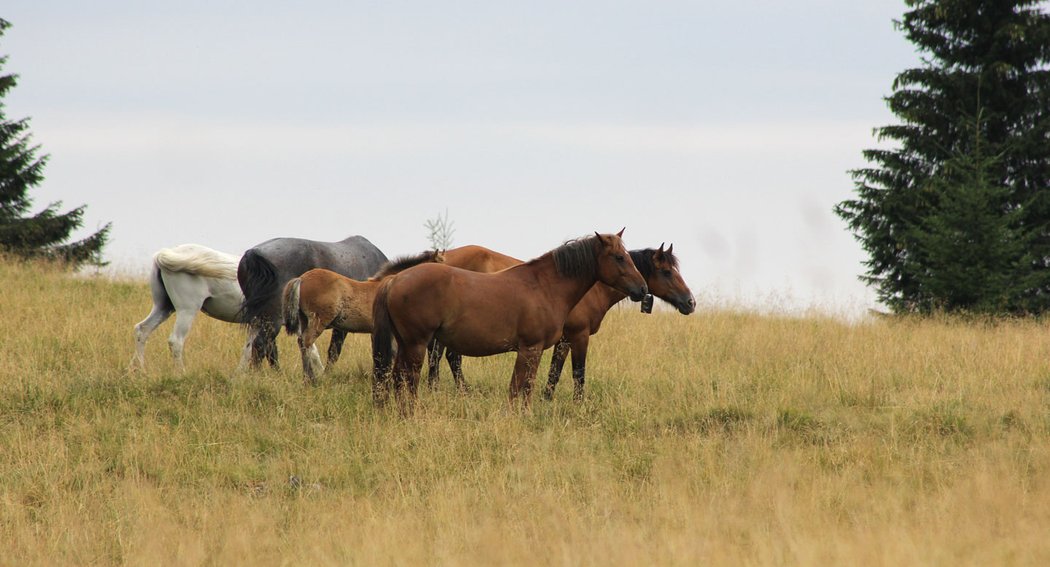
[4,1,920,315]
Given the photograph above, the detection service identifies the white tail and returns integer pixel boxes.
[153,244,239,280]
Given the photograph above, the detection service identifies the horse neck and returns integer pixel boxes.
[594,282,628,312]
[529,254,600,315]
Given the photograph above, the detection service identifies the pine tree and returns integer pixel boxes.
[0,18,110,266]
[907,111,1035,312]
[835,0,1050,314]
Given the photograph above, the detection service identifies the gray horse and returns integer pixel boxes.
[237,235,388,370]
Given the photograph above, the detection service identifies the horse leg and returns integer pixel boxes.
[298,317,327,386]
[168,308,200,373]
[508,344,543,407]
[570,335,590,401]
[391,349,409,407]
[131,304,173,371]
[392,342,426,415]
[132,267,177,371]
[542,340,571,400]
[261,320,280,369]
[404,343,427,397]
[327,329,347,366]
[426,337,444,389]
[248,320,280,370]
[372,345,393,407]
[447,350,468,392]
[237,329,255,372]
[247,322,267,369]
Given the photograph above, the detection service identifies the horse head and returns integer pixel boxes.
[641,243,695,314]
[593,228,647,302]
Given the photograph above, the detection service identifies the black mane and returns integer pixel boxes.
[629,248,679,278]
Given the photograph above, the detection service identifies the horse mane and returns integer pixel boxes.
[629,248,679,278]
[369,249,444,280]
[537,235,599,279]
[154,244,239,280]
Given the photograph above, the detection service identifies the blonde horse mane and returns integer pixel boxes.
[153,244,240,280]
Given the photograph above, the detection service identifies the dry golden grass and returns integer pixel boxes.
[3,259,1050,566]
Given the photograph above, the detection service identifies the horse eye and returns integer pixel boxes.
[662,269,672,277]
[615,255,625,263]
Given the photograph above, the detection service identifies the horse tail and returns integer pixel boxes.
[237,249,279,326]
[371,278,398,382]
[282,278,302,336]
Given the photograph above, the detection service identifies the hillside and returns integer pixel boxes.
[2,261,1049,565]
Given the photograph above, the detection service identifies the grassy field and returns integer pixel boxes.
[3,259,1050,566]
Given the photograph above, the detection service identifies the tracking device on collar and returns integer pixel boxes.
[640,293,654,314]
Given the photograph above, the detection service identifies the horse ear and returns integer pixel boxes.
[616,227,625,237]
[594,231,607,244]
[666,243,673,255]
[658,242,665,253]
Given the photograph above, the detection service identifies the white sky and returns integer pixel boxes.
[4,1,920,315]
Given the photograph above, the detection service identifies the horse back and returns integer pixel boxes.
[444,245,521,274]
[251,236,388,282]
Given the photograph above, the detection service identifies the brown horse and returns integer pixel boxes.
[430,244,695,398]
[543,243,694,400]
[426,245,522,387]
[282,250,444,384]
[371,231,648,408]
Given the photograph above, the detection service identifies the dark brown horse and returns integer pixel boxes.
[543,243,694,400]
[371,231,647,408]
[281,250,444,384]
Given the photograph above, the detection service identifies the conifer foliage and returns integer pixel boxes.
[0,18,109,266]
[835,0,1050,313]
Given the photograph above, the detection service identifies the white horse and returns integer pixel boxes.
[131,244,251,371]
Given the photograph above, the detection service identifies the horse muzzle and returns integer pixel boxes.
[677,295,697,315]
[628,284,648,303]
